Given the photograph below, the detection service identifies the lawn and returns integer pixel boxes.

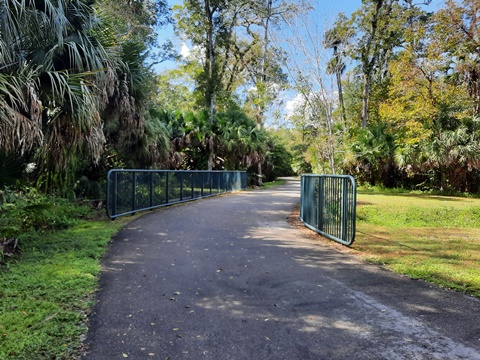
[0,212,132,359]
[2,183,480,359]
[353,190,480,297]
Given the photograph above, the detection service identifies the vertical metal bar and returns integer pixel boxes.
[337,178,341,238]
[112,171,118,217]
[318,176,324,231]
[326,177,330,235]
[300,176,304,220]
[201,172,205,197]
[209,172,213,195]
[341,178,348,241]
[149,172,154,208]
[165,172,169,204]
[131,171,136,213]
[190,173,195,199]
[180,172,183,201]
[330,178,334,236]
[336,178,340,237]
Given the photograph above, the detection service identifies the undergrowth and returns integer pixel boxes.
[0,188,129,359]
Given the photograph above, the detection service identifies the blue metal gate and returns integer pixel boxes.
[106,169,247,219]
[300,174,356,246]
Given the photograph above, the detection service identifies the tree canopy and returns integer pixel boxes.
[2,0,480,194]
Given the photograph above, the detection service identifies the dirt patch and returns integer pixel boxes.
[288,203,359,255]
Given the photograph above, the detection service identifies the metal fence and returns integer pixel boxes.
[300,174,357,246]
[106,169,247,219]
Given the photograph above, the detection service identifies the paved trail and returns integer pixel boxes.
[84,179,480,359]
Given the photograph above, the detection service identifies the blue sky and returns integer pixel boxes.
[154,0,446,125]
[155,0,365,72]
[155,0,445,73]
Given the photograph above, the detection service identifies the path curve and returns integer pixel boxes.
[84,179,480,359]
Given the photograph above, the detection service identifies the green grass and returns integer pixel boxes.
[353,192,480,297]
[0,213,131,359]
[260,179,287,189]
[3,184,479,358]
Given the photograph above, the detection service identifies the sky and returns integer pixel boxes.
[154,0,446,125]
[155,0,368,73]
[156,0,445,72]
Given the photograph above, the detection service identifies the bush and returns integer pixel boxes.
[0,187,97,261]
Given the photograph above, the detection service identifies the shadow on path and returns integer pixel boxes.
[83,179,480,359]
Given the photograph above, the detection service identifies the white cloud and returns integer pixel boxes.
[285,93,304,116]
[180,42,190,58]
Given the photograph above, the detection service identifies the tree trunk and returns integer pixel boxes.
[255,0,273,130]
[257,162,263,186]
[336,69,346,125]
[361,73,370,128]
[208,149,213,171]
[205,0,216,124]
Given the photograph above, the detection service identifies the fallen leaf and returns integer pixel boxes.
[122,354,128,358]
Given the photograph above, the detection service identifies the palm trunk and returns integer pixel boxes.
[257,162,263,186]
[208,150,213,171]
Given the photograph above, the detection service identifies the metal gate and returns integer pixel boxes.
[106,169,247,219]
[300,174,356,246]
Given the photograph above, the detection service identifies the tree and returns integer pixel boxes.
[173,0,294,172]
[0,0,173,194]
[336,0,432,128]
[241,0,300,130]
[0,0,118,194]
[376,1,480,191]
[174,0,231,124]
[279,3,341,173]
[156,66,199,112]
[378,11,439,146]
[96,0,175,65]
[435,0,480,116]
[323,13,352,125]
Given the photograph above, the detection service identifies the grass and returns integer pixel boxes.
[259,179,287,189]
[2,182,479,358]
[0,208,132,359]
[353,190,480,297]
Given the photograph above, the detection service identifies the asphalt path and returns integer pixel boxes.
[84,179,480,359]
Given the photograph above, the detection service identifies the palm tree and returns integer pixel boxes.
[1,0,120,194]
[395,116,480,192]
[350,123,397,186]
[1,0,168,195]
